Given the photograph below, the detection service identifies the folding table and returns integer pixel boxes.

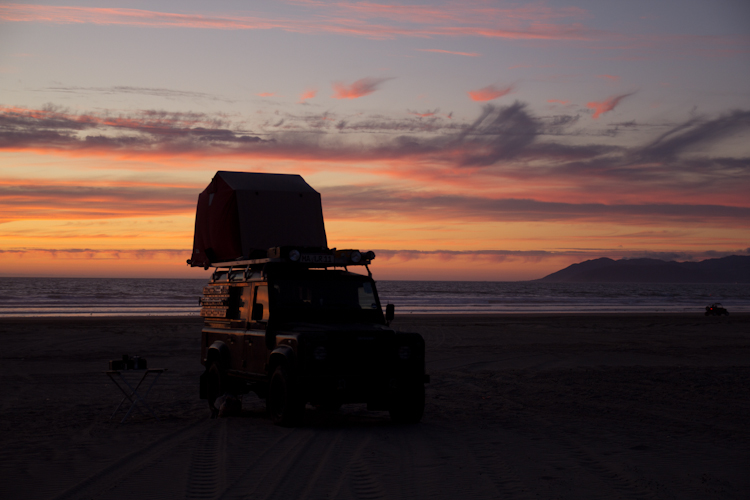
[106,368,167,423]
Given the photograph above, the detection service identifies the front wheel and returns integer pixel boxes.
[389,382,425,424]
[267,365,305,427]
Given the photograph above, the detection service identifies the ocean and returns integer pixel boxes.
[0,277,748,317]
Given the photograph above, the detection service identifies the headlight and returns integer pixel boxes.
[350,251,361,263]
[313,346,327,361]
[398,346,411,360]
[288,249,301,262]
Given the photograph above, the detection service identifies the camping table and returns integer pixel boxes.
[106,368,166,423]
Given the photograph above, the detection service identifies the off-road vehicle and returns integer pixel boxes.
[197,248,428,425]
[705,303,729,316]
[189,171,427,425]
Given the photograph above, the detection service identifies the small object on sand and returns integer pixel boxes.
[108,355,148,370]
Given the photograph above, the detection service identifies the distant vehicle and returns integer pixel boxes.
[705,303,729,316]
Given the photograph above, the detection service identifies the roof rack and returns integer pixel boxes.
[209,247,375,270]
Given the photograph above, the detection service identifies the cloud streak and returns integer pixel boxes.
[299,88,317,103]
[468,85,513,102]
[0,248,188,260]
[2,1,747,59]
[3,247,746,267]
[2,174,748,228]
[2,103,748,211]
[0,180,197,221]
[587,92,634,119]
[38,85,232,101]
[372,248,750,264]
[331,77,392,99]
[320,185,750,226]
[0,2,600,42]
[417,49,479,57]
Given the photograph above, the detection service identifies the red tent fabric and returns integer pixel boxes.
[189,171,328,268]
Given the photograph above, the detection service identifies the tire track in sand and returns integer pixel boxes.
[185,419,228,500]
[220,428,376,500]
[50,419,208,500]
[498,396,665,499]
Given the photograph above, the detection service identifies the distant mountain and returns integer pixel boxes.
[538,255,750,283]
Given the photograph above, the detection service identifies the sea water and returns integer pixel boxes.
[0,277,748,317]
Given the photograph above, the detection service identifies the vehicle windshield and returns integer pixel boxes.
[270,273,384,324]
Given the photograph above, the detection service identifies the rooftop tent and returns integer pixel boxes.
[189,171,328,268]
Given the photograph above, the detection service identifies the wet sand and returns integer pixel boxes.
[1,313,749,499]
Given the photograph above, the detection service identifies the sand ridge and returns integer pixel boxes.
[1,314,748,499]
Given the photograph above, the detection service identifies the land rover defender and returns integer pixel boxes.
[189,171,427,425]
[197,247,428,425]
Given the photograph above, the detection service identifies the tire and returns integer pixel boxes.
[205,363,224,417]
[267,365,305,427]
[389,382,425,424]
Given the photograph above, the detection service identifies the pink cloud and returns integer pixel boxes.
[0,3,598,41]
[257,92,275,97]
[3,1,748,59]
[597,74,620,81]
[587,93,634,119]
[331,77,391,99]
[298,88,317,103]
[417,49,479,57]
[548,99,570,105]
[468,85,513,102]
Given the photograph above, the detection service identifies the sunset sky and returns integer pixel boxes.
[1,0,749,280]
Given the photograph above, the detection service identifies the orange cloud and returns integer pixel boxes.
[4,103,750,211]
[417,49,479,57]
[298,89,317,103]
[597,74,620,81]
[468,85,513,102]
[0,248,187,259]
[257,92,275,97]
[331,77,391,99]
[0,179,197,220]
[587,92,634,119]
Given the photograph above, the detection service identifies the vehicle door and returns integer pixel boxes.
[246,283,270,375]
[226,285,249,370]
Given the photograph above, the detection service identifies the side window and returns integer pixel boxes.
[358,281,377,309]
[253,284,270,321]
[227,286,243,319]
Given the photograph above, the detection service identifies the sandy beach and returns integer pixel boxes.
[1,313,749,499]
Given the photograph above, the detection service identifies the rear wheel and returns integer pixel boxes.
[389,382,425,424]
[267,365,305,427]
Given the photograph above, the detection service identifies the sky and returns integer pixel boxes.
[1,0,749,281]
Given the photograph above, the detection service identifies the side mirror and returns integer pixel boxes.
[385,303,395,323]
[251,303,264,321]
